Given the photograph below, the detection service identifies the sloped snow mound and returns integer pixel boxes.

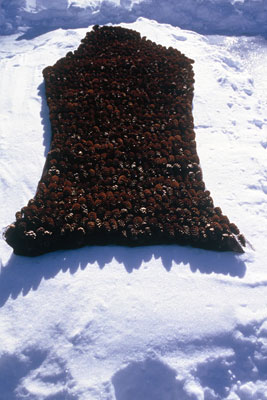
[1,0,267,36]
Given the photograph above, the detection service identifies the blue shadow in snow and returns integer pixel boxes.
[192,318,267,398]
[14,0,267,42]
[0,244,246,307]
[112,357,190,400]
[15,3,136,41]
[38,82,52,158]
[0,348,47,400]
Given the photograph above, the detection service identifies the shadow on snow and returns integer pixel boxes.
[0,243,246,307]
[112,357,191,400]
[13,0,267,42]
[38,82,52,158]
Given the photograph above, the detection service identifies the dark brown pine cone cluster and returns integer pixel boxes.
[4,25,245,256]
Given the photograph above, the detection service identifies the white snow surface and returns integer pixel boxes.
[0,14,267,400]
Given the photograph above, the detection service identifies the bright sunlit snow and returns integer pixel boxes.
[0,2,267,399]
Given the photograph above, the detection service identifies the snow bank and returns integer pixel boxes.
[1,0,267,37]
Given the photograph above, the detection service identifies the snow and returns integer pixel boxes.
[1,0,267,36]
[0,3,267,400]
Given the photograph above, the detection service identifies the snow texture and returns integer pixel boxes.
[0,0,267,37]
[0,3,267,400]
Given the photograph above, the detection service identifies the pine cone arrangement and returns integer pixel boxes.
[4,25,245,256]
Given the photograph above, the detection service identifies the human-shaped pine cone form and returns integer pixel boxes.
[4,25,245,256]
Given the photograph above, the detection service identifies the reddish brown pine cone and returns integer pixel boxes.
[4,25,245,256]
